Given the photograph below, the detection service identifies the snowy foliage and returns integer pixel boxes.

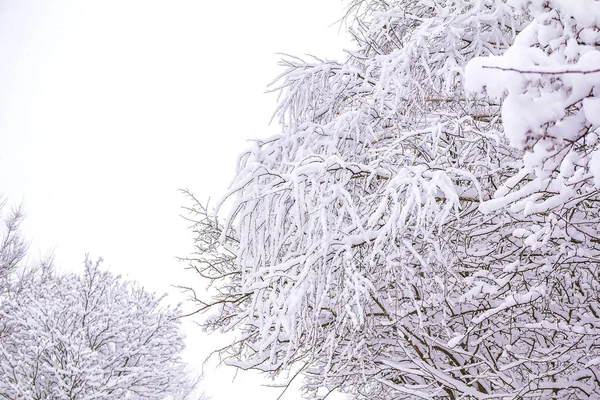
[184,0,600,399]
[463,0,600,397]
[0,258,198,400]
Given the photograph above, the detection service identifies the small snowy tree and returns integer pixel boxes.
[0,258,198,399]
[0,199,27,285]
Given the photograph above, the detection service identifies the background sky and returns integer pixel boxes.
[0,1,351,398]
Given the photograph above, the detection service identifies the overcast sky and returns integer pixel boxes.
[0,1,351,399]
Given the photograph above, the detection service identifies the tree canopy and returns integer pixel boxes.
[0,205,199,400]
[184,0,600,398]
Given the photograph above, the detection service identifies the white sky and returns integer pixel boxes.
[0,1,351,399]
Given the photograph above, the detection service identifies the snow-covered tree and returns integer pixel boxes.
[463,0,600,397]
[0,257,198,399]
[0,199,27,285]
[182,1,568,398]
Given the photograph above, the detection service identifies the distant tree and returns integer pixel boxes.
[0,256,199,399]
[0,198,27,284]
